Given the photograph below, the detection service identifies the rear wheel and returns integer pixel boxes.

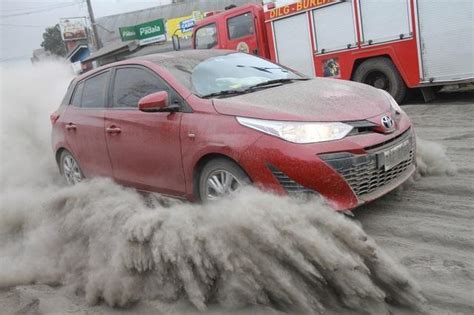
[60,150,83,185]
[353,57,407,103]
[198,158,250,202]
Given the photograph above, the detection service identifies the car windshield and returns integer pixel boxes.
[158,52,306,98]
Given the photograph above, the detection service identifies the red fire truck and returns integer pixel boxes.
[191,0,474,103]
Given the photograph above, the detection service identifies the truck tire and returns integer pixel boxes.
[353,57,407,104]
[199,158,250,202]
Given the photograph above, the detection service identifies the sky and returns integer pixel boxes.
[0,0,172,63]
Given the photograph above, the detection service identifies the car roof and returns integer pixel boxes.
[75,49,235,82]
[136,49,233,64]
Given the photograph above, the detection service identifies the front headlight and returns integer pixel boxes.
[236,117,353,144]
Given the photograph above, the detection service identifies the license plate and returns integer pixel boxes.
[383,139,411,171]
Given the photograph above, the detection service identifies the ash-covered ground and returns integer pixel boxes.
[0,62,472,314]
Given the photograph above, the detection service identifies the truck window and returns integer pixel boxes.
[227,12,254,40]
[195,24,218,49]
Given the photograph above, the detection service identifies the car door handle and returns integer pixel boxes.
[106,126,121,134]
[65,123,77,131]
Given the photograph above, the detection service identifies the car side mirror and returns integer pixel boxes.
[138,91,178,112]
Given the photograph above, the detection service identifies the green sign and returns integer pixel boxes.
[119,19,166,45]
[119,25,137,41]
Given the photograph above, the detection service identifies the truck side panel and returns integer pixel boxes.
[416,0,474,82]
[265,0,421,88]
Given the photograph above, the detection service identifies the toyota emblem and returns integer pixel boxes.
[381,115,394,130]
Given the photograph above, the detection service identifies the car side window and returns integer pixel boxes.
[112,67,171,108]
[81,71,109,108]
[195,23,217,49]
[71,82,84,107]
[227,12,254,40]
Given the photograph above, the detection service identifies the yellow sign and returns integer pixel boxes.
[166,11,203,39]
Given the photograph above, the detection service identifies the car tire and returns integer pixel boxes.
[59,150,84,185]
[353,57,407,104]
[198,158,250,202]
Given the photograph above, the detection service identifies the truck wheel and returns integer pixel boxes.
[199,158,250,202]
[353,57,407,103]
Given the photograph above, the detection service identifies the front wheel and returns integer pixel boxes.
[60,150,84,185]
[198,158,250,202]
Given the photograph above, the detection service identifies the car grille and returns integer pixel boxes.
[267,165,314,195]
[320,129,415,197]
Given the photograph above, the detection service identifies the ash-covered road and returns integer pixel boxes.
[357,92,474,314]
[0,62,472,315]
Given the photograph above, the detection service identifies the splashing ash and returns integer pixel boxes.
[416,137,457,177]
[0,182,426,314]
[0,62,427,314]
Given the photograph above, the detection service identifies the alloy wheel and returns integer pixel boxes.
[205,170,241,200]
[62,153,83,185]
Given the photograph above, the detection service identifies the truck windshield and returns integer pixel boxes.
[191,53,305,97]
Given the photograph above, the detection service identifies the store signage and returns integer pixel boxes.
[59,18,87,41]
[119,19,166,45]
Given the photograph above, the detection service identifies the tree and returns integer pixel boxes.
[41,24,67,57]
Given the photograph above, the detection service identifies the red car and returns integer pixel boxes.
[51,50,415,211]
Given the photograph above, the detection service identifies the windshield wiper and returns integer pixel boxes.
[201,89,249,99]
[200,78,309,99]
[246,78,309,90]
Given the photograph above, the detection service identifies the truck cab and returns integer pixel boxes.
[192,4,270,59]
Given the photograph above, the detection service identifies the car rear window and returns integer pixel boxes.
[60,81,74,106]
[71,82,84,107]
[81,71,109,108]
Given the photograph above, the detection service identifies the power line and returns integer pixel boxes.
[0,55,31,63]
[0,2,80,17]
[0,23,49,28]
[0,2,75,13]
[0,1,84,18]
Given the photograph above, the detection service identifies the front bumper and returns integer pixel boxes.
[238,117,415,211]
[319,128,415,200]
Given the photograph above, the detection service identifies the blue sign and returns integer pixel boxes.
[179,18,196,33]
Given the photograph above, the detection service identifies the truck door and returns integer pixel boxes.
[225,11,260,55]
[194,23,218,49]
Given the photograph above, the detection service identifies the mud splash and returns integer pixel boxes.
[0,62,430,314]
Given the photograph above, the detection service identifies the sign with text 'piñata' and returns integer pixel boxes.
[119,19,166,45]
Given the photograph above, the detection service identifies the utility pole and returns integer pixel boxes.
[86,0,102,49]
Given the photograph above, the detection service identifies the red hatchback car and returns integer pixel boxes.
[51,50,415,211]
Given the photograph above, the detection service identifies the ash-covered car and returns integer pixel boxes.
[51,50,415,210]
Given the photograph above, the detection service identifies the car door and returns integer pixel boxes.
[60,71,113,178]
[104,65,186,196]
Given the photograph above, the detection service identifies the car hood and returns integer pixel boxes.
[212,78,391,122]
